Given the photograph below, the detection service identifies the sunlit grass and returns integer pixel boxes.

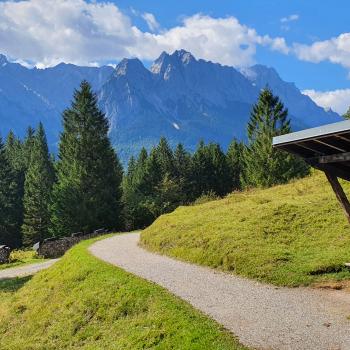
[0,235,246,350]
[0,250,46,270]
[141,171,350,286]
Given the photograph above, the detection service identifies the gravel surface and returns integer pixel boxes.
[0,259,59,279]
[90,233,350,350]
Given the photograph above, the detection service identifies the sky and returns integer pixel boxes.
[0,0,350,114]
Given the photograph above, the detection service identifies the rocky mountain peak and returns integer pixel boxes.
[150,49,196,76]
[115,58,146,77]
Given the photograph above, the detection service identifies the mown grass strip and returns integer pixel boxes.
[0,235,246,350]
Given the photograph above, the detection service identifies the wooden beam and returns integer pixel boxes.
[318,152,350,164]
[314,139,347,152]
[325,172,350,223]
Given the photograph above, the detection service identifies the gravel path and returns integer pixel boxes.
[0,259,59,279]
[90,233,350,350]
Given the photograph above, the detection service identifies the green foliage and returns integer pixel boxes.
[0,237,246,350]
[173,143,194,202]
[0,250,45,271]
[50,81,123,236]
[343,107,350,119]
[193,191,220,205]
[22,123,55,246]
[192,141,231,197]
[142,171,350,287]
[243,88,309,188]
[0,137,22,248]
[226,139,244,191]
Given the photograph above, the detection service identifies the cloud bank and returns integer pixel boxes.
[294,33,350,69]
[0,0,288,67]
[303,89,350,115]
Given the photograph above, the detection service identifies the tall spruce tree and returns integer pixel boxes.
[192,141,231,197]
[226,139,244,191]
[50,81,123,235]
[154,137,175,177]
[0,137,22,247]
[174,143,193,202]
[22,123,55,245]
[243,88,309,187]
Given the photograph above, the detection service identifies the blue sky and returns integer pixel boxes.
[0,0,350,113]
[115,0,349,90]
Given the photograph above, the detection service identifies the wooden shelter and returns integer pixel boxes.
[273,120,350,222]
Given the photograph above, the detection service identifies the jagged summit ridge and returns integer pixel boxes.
[0,50,342,163]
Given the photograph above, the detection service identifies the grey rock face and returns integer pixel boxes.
[0,50,341,163]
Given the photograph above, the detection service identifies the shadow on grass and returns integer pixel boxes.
[0,276,32,292]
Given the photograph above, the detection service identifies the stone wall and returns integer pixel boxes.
[0,245,11,264]
[36,229,108,259]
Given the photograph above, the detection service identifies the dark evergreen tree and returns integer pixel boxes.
[243,88,309,187]
[154,137,175,177]
[226,139,244,191]
[0,137,22,247]
[343,107,350,119]
[5,131,26,244]
[174,143,194,202]
[23,126,36,169]
[50,81,123,235]
[192,141,231,197]
[22,123,55,245]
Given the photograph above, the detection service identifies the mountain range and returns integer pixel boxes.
[0,50,341,163]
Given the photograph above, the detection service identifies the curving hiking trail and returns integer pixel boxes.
[0,259,59,279]
[90,232,350,350]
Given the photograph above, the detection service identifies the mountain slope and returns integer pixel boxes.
[141,171,350,286]
[0,55,114,145]
[0,50,341,162]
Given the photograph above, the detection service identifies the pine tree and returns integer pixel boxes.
[50,81,123,235]
[0,137,22,248]
[192,141,231,197]
[174,143,193,202]
[5,131,26,235]
[226,139,244,191]
[22,123,55,245]
[154,137,175,177]
[243,88,309,188]
[343,107,350,119]
[23,126,36,169]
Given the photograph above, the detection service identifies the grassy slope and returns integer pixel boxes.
[0,236,246,350]
[0,250,46,271]
[141,171,350,287]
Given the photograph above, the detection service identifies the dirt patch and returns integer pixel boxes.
[311,280,350,292]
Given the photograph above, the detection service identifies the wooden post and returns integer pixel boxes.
[325,171,350,223]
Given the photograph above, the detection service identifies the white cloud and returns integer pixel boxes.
[294,33,350,69]
[303,89,350,114]
[0,0,290,68]
[142,12,159,32]
[280,14,299,23]
[280,14,299,31]
[133,15,290,66]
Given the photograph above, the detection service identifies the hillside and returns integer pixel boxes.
[0,50,340,162]
[0,236,245,350]
[141,171,350,286]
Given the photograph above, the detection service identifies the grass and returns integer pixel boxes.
[141,171,350,287]
[0,235,246,350]
[0,250,46,271]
